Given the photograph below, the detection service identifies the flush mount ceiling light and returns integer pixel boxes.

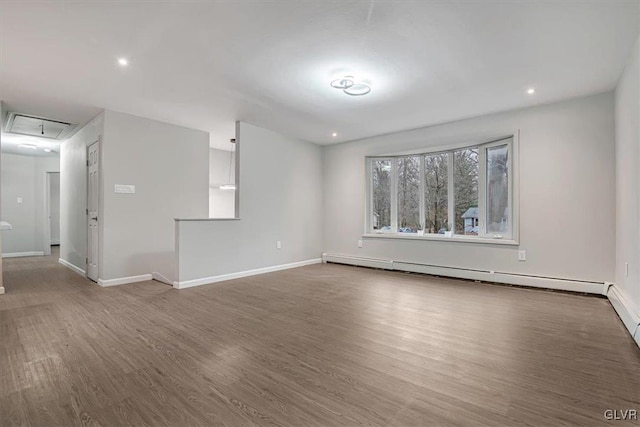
[43,148,52,153]
[117,57,128,66]
[18,143,37,150]
[527,88,535,95]
[330,76,371,96]
[344,83,371,96]
[330,76,354,89]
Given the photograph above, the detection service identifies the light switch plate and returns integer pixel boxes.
[16,197,22,204]
[276,240,282,250]
[518,250,526,261]
[114,184,135,194]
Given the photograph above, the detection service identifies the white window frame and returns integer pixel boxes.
[365,133,519,245]
[478,139,514,240]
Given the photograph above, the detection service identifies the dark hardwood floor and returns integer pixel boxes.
[1,250,639,426]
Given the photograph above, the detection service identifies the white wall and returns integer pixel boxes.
[0,101,3,293]
[1,154,35,254]
[60,111,104,272]
[1,153,60,255]
[615,36,640,316]
[176,122,323,284]
[323,93,615,287]
[209,147,236,218]
[101,110,208,282]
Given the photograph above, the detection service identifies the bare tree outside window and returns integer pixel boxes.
[454,148,479,235]
[372,160,391,230]
[424,153,448,233]
[397,157,420,232]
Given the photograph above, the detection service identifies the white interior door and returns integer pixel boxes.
[87,141,100,282]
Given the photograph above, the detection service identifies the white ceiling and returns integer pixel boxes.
[0,1,638,150]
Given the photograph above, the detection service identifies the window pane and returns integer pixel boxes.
[372,159,391,230]
[424,153,448,234]
[486,144,509,234]
[454,148,479,235]
[397,156,420,233]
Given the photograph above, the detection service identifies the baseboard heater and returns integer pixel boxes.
[322,253,607,295]
[322,254,394,270]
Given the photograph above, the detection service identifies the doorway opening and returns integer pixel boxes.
[44,171,60,256]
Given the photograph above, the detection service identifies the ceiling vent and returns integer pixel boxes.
[5,112,77,140]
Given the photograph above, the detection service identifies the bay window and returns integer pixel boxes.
[367,136,517,242]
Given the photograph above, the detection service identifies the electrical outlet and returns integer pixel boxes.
[17,197,22,204]
[276,240,282,250]
[518,250,526,261]
[358,240,363,248]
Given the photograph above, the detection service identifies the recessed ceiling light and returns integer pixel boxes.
[527,88,535,95]
[18,144,37,150]
[43,148,52,152]
[118,58,129,66]
[332,132,337,137]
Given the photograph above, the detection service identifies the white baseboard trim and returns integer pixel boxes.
[323,253,606,295]
[50,239,60,245]
[152,272,173,285]
[58,258,86,276]
[2,251,44,258]
[0,286,4,295]
[98,274,152,287]
[174,258,322,290]
[607,285,640,345]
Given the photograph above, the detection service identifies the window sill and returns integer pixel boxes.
[362,233,519,246]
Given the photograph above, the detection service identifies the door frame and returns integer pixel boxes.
[43,171,61,256]
[86,138,101,282]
